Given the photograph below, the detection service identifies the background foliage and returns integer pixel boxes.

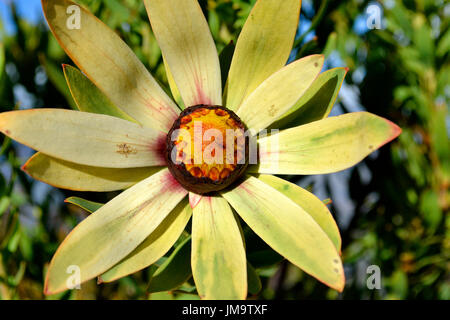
[0,0,448,300]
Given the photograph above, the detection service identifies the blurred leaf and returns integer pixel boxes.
[247,262,261,295]
[65,197,103,214]
[323,32,337,58]
[219,41,235,90]
[388,270,408,299]
[148,236,192,293]
[39,55,77,109]
[247,250,283,269]
[419,190,442,231]
[0,197,10,218]
[436,28,450,58]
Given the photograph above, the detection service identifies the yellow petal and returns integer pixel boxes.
[192,196,247,300]
[221,176,345,291]
[252,112,402,175]
[237,55,324,131]
[226,0,301,110]
[256,174,341,252]
[0,109,166,168]
[100,199,192,283]
[145,0,222,107]
[270,67,348,129]
[44,169,187,295]
[42,0,179,132]
[22,152,161,192]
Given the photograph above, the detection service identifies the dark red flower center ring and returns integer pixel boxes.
[166,105,249,194]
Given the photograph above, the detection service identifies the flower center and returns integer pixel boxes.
[166,105,249,194]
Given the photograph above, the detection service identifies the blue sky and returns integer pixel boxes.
[0,0,44,34]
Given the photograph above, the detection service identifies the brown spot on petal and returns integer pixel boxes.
[117,143,137,157]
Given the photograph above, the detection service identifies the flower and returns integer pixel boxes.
[0,0,401,300]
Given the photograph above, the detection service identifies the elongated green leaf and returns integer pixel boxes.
[63,65,135,121]
[192,196,247,300]
[147,236,192,293]
[219,41,236,90]
[247,250,283,269]
[40,56,77,109]
[247,262,262,295]
[42,0,180,132]
[251,112,402,175]
[65,197,103,213]
[163,58,185,110]
[44,169,187,294]
[100,200,192,283]
[256,174,341,252]
[0,109,166,168]
[270,67,348,129]
[222,176,345,291]
[23,152,160,192]
[226,0,301,110]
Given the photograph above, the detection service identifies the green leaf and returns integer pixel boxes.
[247,250,284,269]
[65,197,103,213]
[0,197,10,218]
[148,236,192,293]
[419,190,443,231]
[270,67,348,129]
[63,65,135,122]
[219,41,236,90]
[437,28,450,58]
[40,56,77,109]
[323,32,337,59]
[247,262,262,295]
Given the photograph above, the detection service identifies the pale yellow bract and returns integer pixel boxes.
[0,0,401,299]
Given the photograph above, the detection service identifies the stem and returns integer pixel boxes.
[293,0,329,49]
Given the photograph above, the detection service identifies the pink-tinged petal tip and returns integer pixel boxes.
[189,192,203,209]
[384,119,402,145]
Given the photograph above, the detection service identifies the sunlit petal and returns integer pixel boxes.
[0,109,166,168]
[42,0,179,132]
[44,169,187,294]
[145,0,222,107]
[251,112,402,175]
[222,176,345,291]
[23,152,161,192]
[192,196,247,300]
[226,0,301,110]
